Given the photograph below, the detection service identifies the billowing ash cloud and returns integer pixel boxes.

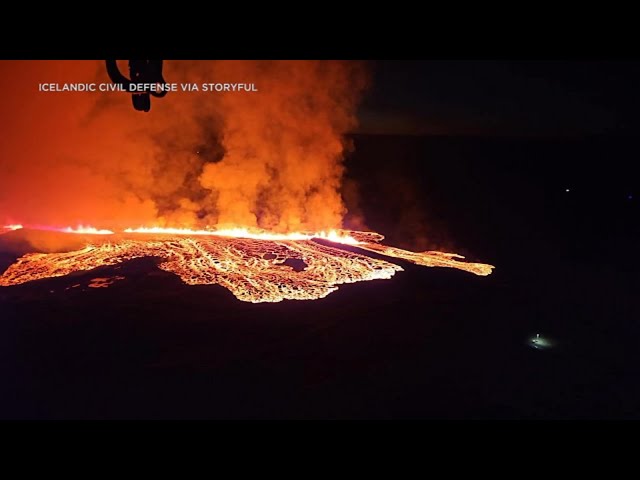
[0,60,368,232]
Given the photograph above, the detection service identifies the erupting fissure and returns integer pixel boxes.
[0,61,494,303]
[0,225,493,303]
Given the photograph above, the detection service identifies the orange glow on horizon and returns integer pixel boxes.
[122,226,363,244]
[62,226,114,235]
[3,223,362,244]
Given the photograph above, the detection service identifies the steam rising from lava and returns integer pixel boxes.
[0,60,366,232]
[197,61,366,232]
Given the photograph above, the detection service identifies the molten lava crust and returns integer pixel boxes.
[0,228,493,303]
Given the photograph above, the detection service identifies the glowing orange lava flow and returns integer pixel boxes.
[355,243,494,277]
[2,224,113,235]
[0,227,494,303]
[62,226,114,235]
[2,224,23,231]
[123,227,362,244]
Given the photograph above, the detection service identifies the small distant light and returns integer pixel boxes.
[528,333,554,350]
[565,188,570,193]
[196,151,200,154]
[628,195,633,200]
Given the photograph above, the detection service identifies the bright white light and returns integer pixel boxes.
[528,333,554,350]
[2,224,23,231]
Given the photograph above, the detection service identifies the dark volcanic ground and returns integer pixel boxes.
[1,134,638,419]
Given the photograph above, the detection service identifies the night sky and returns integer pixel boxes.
[359,61,640,136]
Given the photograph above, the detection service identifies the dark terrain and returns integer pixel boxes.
[1,134,638,419]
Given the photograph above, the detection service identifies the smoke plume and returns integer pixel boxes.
[0,60,367,232]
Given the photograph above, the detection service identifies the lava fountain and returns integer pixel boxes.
[0,227,493,303]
